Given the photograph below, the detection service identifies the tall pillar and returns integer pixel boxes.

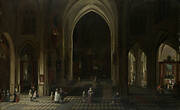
[178,53,180,82]
[4,33,16,95]
[67,33,73,81]
[146,49,157,89]
[178,3,180,83]
[10,47,15,95]
[112,49,119,86]
[38,1,46,96]
[51,52,57,84]
[16,56,21,92]
[117,0,129,96]
[58,27,65,85]
[38,43,45,96]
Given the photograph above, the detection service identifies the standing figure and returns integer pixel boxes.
[6,90,10,102]
[113,92,120,104]
[50,91,54,101]
[13,89,17,102]
[82,90,86,102]
[15,88,20,102]
[59,88,64,103]
[29,89,33,101]
[54,89,59,103]
[88,88,93,104]
[33,90,37,100]
[2,90,5,102]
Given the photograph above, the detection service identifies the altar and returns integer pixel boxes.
[159,61,180,89]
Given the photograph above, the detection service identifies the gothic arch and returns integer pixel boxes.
[1,32,15,94]
[128,43,147,87]
[18,40,38,59]
[158,43,177,62]
[129,42,146,54]
[62,0,118,81]
[17,41,39,93]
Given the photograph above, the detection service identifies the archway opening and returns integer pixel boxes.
[20,44,38,93]
[73,11,111,80]
[158,43,179,90]
[128,45,147,88]
[0,34,10,90]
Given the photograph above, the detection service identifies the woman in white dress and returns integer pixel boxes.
[54,89,59,103]
[88,88,93,104]
[33,90,37,100]
[29,89,33,101]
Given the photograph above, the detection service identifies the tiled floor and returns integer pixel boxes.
[0,88,180,110]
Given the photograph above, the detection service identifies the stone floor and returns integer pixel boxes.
[0,88,180,110]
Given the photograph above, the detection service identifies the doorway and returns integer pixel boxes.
[73,12,111,81]
[20,44,38,93]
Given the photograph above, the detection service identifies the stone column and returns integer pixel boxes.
[146,49,157,89]
[4,33,16,95]
[38,1,46,96]
[10,47,15,95]
[177,50,180,83]
[51,52,57,84]
[112,49,119,86]
[16,56,21,92]
[178,3,180,83]
[117,0,129,96]
[38,43,45,96]
[67,33,73,81]
[58,26,65,85]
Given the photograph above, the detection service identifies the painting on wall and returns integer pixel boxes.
[165,64,173,76]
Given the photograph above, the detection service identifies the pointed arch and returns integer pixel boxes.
[62,0,118,81]
[1,32,15,94]
[128,42,147,87]
[158,43,177,62]
[18,40,38,59]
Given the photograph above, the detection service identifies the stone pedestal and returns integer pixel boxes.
[38,84,44,96]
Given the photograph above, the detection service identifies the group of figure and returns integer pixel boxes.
[13,88,20,102]
[82,88,94,104]
[50,88,65,103]
[112,92,120,104]
[0,89,10,102]
[157,83,180,97]
[29,87,38,101]
[82,88,120,104]
[0,88,20,102]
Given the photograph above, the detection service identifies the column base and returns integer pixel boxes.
[38,84,44,96]
[10,84,15,94]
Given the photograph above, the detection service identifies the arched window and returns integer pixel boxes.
[128,44,147,88]
[158,43,177,62]
[158,43,178,90]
